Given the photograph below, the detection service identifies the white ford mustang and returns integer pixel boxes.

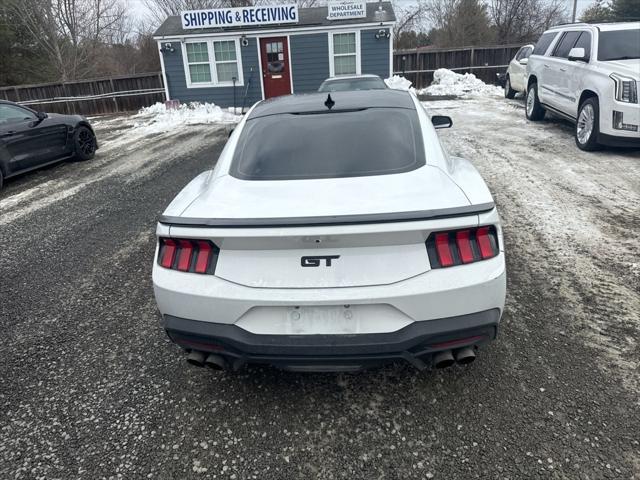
[153,89,506,372]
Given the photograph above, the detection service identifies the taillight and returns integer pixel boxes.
[426,226,499,269]
[157,238,219,274]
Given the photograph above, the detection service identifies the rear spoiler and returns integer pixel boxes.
[158,203,495,228]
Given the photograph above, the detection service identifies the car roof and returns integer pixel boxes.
[247,89,415,119]
[597,21,640,31]
[322,74,383,82]
[547,21,640,32]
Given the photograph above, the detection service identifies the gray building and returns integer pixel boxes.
[153,2,395,108]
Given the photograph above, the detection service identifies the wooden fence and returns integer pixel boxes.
[0,43,524,116]
[393,44,523,89]
[0,72,166,116]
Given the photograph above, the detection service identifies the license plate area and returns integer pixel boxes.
[287,305,357,334]
[235,304,413,335]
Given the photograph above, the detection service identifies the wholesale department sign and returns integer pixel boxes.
[327,0,367,20]
[181,5,299,29]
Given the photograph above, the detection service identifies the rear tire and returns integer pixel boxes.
[74,126,96,161]
[575,97,601,151]
[525,83,545,121]
[504,76,516,99]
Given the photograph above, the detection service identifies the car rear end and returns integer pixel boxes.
[152,90,506,372]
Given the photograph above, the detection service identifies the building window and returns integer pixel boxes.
[186,42,212,83]
[213,40,239,83]
[330,32,360,77]
[183,39,243,88]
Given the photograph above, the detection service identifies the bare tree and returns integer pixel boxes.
[489,0,567,44]
[392,0,429,48]
[430,0,494,46]
[9,0,128,81]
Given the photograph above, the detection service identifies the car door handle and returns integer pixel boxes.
[2,130,17,137]
[560,68,567,72]
[544,64,550,68]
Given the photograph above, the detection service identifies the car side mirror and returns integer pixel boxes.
[36,111,48,121]
[568,47,587,62]
[518,58,529,65]
[432,115,452,129]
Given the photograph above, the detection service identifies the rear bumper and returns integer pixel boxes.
[153,252,506,330]
[163,308,500,370]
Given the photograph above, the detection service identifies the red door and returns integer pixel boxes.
[259,37,292,99]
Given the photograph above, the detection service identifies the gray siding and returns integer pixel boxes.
[162,38,262,108]
[290,33,330,93]
[361,29,391,79]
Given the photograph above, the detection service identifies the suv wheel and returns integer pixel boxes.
[525,83,545,121]
[504,76,516,99]
[575,97,601,151]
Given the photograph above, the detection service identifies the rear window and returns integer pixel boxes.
[231,108,425,180]
[532,32,558,55]
[598,29,640,61]
[319,78,387,92]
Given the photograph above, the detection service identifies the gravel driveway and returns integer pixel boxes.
[0,97,638,479]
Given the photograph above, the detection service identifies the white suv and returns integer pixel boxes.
[504,44,534,98]
[525,22,639,150]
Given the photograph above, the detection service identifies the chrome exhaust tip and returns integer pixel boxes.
[433,350,455,369]
[204,354,227,371]
[454,346,476,365]
[186,350,206,367]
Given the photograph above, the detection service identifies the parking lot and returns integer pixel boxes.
[1,95,639,479]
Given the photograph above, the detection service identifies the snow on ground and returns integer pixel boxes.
[419,68,504,97]
[132,102,241,134]
[424,95,640,392]
[0,105,233,225]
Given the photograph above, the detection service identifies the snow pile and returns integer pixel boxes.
[419,69,503,97]
[384,75,416,93]
[133,102,241,134]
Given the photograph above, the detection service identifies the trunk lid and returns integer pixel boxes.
[179,165,470,220]
[167,166,482,288]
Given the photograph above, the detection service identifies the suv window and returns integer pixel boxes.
[532,32,558,55]
[515,46,532,61]
[231,108,425,180]
[552,31,581,58]
[573,31,591,59]
[598,29,640,61]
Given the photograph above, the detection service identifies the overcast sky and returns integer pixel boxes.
[127,0,592,26]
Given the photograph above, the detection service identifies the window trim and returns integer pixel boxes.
[328,30,361,77]
[182,37,244,89]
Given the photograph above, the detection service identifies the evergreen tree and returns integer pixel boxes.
[610,0,640,21]
[580,0,613,22]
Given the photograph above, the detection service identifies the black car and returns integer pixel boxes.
[0,100,98,189]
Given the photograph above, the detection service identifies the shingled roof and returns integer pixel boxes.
[153,2,395,37]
